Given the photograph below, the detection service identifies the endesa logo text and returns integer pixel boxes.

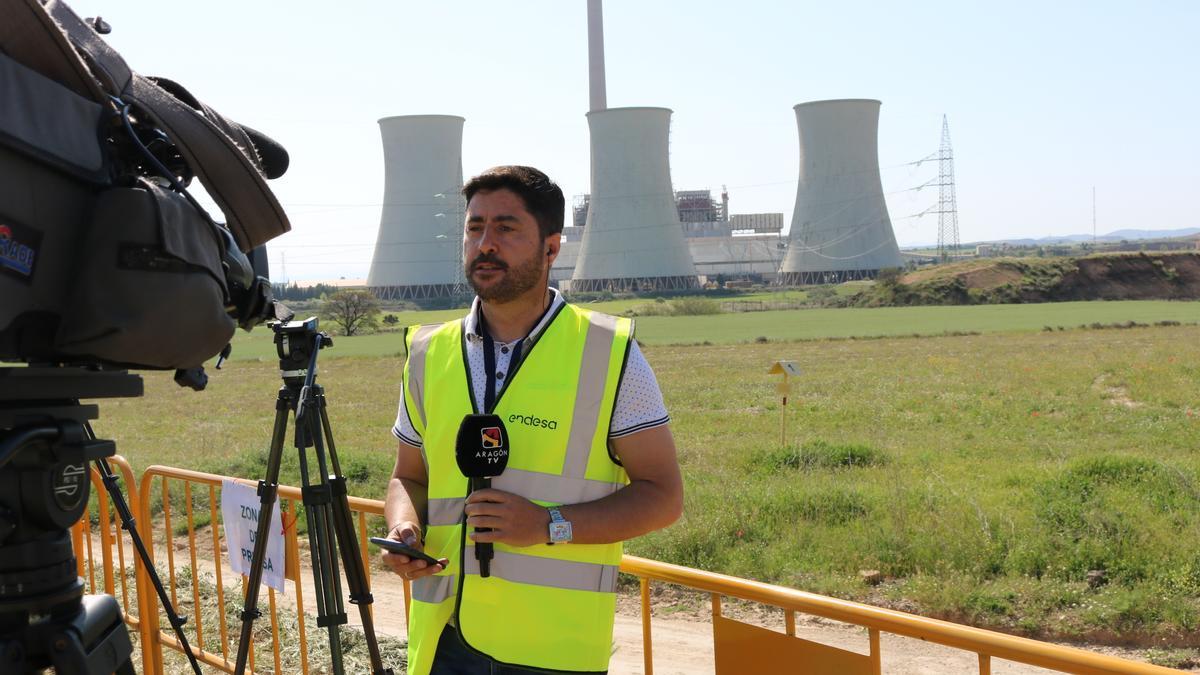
[507,413,559,430]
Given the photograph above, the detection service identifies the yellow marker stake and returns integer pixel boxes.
[768,361,801,445]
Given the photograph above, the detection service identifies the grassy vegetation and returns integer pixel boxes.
[228,299,1199,360]
[90,303,1200,643]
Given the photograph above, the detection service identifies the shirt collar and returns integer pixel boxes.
[464,287,564,344]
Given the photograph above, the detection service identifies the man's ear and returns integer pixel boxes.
[544,233,562,265]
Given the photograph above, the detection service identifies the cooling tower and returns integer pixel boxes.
[572,107,699,293]
[367,115,466,299]
[777,99,902,285]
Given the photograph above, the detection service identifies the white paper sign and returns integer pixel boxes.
[221,479,286,593]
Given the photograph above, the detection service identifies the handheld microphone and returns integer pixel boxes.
[455,414,510,578]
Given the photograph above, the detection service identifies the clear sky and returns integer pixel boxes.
[66,1,1199,281]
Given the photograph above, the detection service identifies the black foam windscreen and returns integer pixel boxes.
[455,414,510,479]
[240,124,290,179]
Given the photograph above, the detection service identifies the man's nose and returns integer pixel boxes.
[476,224,499,253]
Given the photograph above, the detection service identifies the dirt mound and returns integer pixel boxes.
[866,252,1200,306]
[1054,253,1200,300]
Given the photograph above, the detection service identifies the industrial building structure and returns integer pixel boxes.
[560,186,784,285]
[367,115,466,299]
[777,99,902,285]
[363,4,911,298]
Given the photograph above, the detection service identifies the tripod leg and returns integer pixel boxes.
[233,392,292,675]
[298,399,347,674]
[320,399,393,675]
[93,455,203,675]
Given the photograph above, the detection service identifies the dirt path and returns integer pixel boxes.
[132,533,1190,674]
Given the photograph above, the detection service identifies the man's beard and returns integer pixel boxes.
[466,250,546,303]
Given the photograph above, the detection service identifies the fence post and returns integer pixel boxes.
[137,469,163,675]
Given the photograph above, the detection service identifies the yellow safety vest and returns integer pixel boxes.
[401,303,633,674]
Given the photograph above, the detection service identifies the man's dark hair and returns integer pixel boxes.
[462,165,565,240]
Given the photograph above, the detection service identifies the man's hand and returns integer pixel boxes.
[380,520,447,580]
[464,489,551,548]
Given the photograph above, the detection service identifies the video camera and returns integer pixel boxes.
[1,0,293,381]
[1,0,301,671]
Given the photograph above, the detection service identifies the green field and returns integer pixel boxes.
[91,300,1200,643]
[225,299,1199,360]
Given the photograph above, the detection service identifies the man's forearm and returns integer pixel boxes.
[556,478,682,545]
[385,477,428,534]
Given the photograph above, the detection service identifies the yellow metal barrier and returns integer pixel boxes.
[72,462,1183,674]
[619,555,1181,675]
[134,464,406,675]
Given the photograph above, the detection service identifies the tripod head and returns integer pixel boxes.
[0,369,142,575]
[272,317,332,389]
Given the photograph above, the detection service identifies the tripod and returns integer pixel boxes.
[234,318,391,675]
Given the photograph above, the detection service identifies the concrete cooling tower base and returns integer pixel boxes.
[569,274,699,294]
[372,282,465,300]
[777,268,881,286]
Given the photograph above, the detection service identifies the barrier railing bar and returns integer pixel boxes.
[242,575,255,673]
[97,479,116,596]
[270,588,282,674]
[158,633,235,673]
[210,483,231,665]
[980,652,992,674]
[869,628,881,675]
[72,517,86,577]
[640,577,653,675]
[84,509,96,594]
[358,510,373,624]
[134,467,161,675]
[110,457,139,624]
[288,499,310,675]
[163,479,178,611]
[184,481,205,656]
[114,491,131,614]
[785,609,796,637]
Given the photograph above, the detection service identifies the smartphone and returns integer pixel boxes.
[369,536,442,567]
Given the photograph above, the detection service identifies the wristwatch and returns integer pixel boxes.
[547,507,573,544]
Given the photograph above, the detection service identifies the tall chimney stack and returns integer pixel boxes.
[587,0,607,111]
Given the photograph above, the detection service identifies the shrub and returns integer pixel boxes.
[751,439,888,472]
[669,297,721,316]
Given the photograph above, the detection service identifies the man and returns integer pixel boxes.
[382,165,683,674]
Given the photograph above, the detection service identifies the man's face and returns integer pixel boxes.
[463,188,557,303]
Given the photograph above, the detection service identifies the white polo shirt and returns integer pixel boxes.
[392,288,669,447]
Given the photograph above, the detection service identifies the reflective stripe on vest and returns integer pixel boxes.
[402,305,631,675]
[404,323,442,431]
[463,548,620,594]
[411,573,456,603]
